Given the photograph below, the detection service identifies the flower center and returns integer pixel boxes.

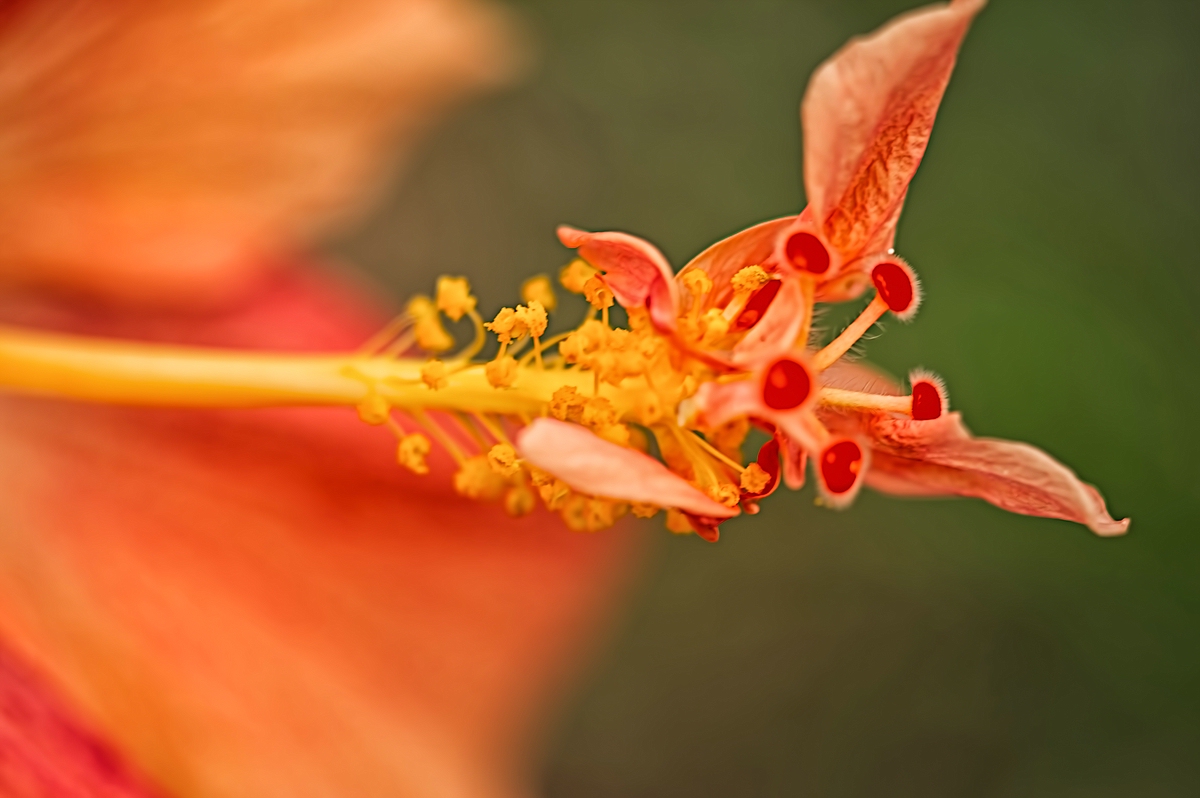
[732,279,782,331]
[761,358,812,410]
[785,232,830,274]
[870,261,914,313]
[820,440,863,494]
[911,380,942,420]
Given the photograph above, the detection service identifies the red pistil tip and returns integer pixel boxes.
[818,439,866,504]
[869,257,921,319]
[761,357,813,411]
[733,279,782,331]
[784,231,831,275]
[909,369,947,421]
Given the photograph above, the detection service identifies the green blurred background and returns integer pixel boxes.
[332,1,1199,794]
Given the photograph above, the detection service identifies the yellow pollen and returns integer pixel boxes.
[421,359,447,390]
[504,482,536,517]
[485,307,519,345]
[453,455,507,500]
[740,462,771,493]
[707,483,741,508]
[485,356,518,388]
[631,502,661,518]
[583,275,614,310]
[356,393,390,425]
[538,479,571,511]
[521,275,558,312]
[560,258,598,294]
[397,433,432,475]
[731,265,770,293]
[487,443,520,477]
[408,295,454,353]
[435,276,477,322]
[680,269,713,298]
[700,308,730,346]
[515,301,548,339]
[550,385,586,422]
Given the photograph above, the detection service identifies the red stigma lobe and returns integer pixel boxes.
[871,261,914,313]
[820,440,864,494]
[762,358,812,410]
[785,232,830,274]
[733,279,782,331]
[911,381,942,420]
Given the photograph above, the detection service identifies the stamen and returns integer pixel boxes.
[761,357,813,411]
[784,232,830,274]
[818,439,865,499]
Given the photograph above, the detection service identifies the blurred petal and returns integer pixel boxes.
[0,0,520,305]
[0,644,163,797]
[802,0,984,261]
[0,268,636,798]
[556,226,680,332]
[517,418,736,518]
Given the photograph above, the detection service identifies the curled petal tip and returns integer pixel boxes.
[556,224,587,247]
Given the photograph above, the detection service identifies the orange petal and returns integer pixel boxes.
[516,418,736,518]
[802,0,986,262]
[556,226,680,332]
[0,0,519,306]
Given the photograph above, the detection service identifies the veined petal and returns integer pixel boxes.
[833,410,1129,536]
[802,0,985,262]
[516,418,736,518]
[678,216,796,306]
[556,226,680,332]
[779,434,807,490]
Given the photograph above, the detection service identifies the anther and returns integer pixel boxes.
[397,433,432,475]
[521,275,558,311]
[784,232,831,274]
[435,276,477,322]
[559,258,597,294]
[421,359,447,391]
[818,439,865,502]
[485,356,518,388]
[761,357,813,411]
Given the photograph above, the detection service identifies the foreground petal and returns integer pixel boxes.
[802,0,985,261]
[0,269,636,798]
[556,226,680,332]
[517,418,736,518]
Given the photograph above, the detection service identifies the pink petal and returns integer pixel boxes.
[692,379,763,429]
[852,412,1128,536]
[556,226,680,332]
[802,0,985,262]
[516,418,736,518]
[779,434,808,490]
[677,216,796,306]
